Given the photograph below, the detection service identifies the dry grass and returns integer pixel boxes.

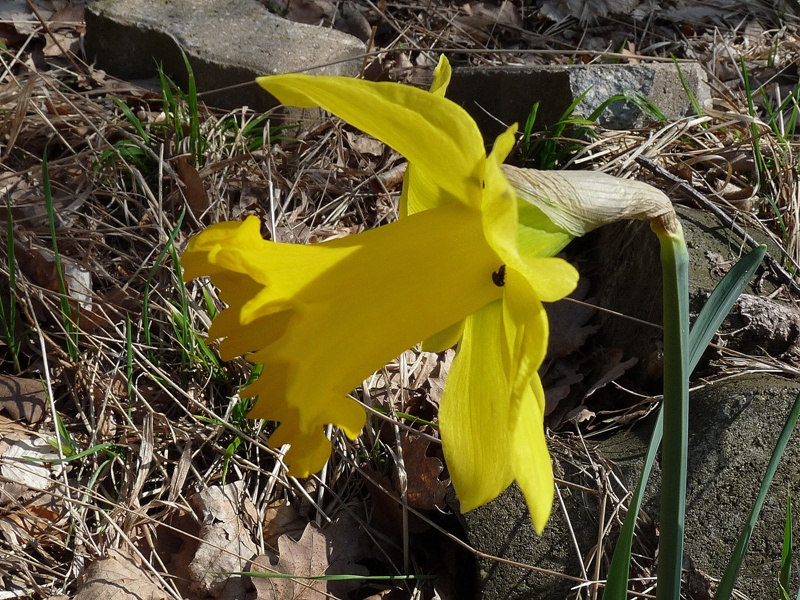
[1,2,800,599]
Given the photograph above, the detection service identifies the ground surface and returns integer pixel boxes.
[1,1,800,599]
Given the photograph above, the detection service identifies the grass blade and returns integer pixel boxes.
[1,193,21,372]
[42,145,79,359]
[672,57,704,118]
[780,495,792,598]
[113,97,150,145]
[142,209,185,362]
[714,392,800,600]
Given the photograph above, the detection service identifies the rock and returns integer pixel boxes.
[84,0,366,111]
[594,203,795,384]
[462,374,800,600]
[446,62,710,139]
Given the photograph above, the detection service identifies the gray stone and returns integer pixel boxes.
[595,204,793,383]
[446,62,710,139]
[84,0,365,111]
[462,374,800,600]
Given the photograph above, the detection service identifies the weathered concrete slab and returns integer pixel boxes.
[447,62,710,138]
[84,0,365,111]
[463,373,800,600]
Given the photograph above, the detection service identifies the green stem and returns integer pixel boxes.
[654,217,690,600]
[602,244,765,600]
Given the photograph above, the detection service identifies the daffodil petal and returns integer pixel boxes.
[440,300,514,511]
[399,163,448,217]
[514,256,579,303]
[268,416,334,477]
[511,376,554,534]
[481,125,519,265]
[502,269,549,415]
[398,56,456,218]
[503,269,555,530]
[257,73,486,209]
[420,320,464,353]
[429,55,451,96]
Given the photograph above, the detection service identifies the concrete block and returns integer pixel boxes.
[84,0,366,111]
[447,62,711,138]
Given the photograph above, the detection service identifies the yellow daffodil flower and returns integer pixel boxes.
[181,57,579,532]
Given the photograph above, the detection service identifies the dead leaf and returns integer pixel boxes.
[544,362,584,417]
[0,375,47,424]
[176,155,210,218]
[427,349,455,407]
[545,277,597,359]
[0,437,58,491]
[50,3,85,28]
[281,0,334,25]
[42,28,80,58]
[252,513,369,600]
[562,405,596,425]
[263,499,307,548]
[583,353,638,399]
[14,239,61,293]
[73,548,170,600]
[333,2,372,41]
[460,1,523,29]
[394,434,448,511]
[344,130,385,157]
[13,231,93,310]
[186,481,259,599]
[0,491,67,549]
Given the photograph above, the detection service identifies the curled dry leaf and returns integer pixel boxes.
[14,232,93,310]
[14,238,61,294]
[176,155,210,219]
[0,374,47,424]
[278,0,373,41]
[344,130,385,158]
[459,1,524,30]
[427,348,455,407]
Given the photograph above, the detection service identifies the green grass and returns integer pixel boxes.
[42,145,80,360]
[1,194,22,372]
[518,88,665,170]
[779,495,794,600]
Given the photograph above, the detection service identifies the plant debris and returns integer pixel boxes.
[1,1,800,598]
